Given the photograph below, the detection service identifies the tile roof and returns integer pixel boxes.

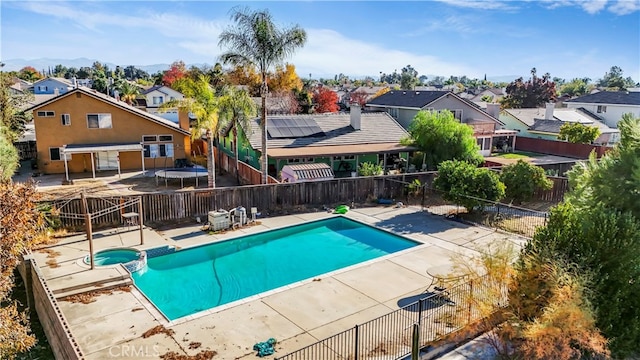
[565,91,640,105]
[246,112,411,152]
[524,108,618,134]
[28,87,190,136]
[366,90,449,108]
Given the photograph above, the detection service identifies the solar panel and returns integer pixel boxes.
[267,117,324,138]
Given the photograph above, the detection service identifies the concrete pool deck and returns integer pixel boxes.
[31,206,527,359]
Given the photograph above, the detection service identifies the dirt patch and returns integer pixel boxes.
[142,325,175,339]
[188,342,202,350]
[160,350,217,360]
[59,285,131,304]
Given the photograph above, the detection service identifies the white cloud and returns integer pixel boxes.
[608,0,640,14]
[433,0,516,10]
[537,0,640,14]
[290,29,475,78]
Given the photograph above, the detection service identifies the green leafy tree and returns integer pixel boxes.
[526,114,640,356]
[357,162,383,176]
[218,86,256,185]
[559,78,594,98]
[501,68,557,108]
[0,70,33,143]
[402,110,482,170]
[500,160,552,204]
[480,94,493,102]
[399,65,418,90]
[162,76,226,187]
[433,160,505,211]
[16,66,43,82]
[0,130,19,180]
[219,7,307,183]
[558,122,600,144]
[597,66,635,90]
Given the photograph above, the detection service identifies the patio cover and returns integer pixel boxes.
[60,142,145,182]
[62,142,143,154]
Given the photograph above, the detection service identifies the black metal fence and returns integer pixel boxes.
[421,188,548,238]
[276,274,503,360]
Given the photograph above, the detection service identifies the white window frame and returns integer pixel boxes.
[142,135,158,142]
[143,143,174,158]
[61,114,71,126]
[87,113,112,129]
[158,135,173,142]
[453,109,463,120]
[597,105,607,113]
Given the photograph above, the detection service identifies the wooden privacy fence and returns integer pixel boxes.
[48,171,567,229]
[218,150,279,185]
[515,137,611,159]
[51,173,437,228]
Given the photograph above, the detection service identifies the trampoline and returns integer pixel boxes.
[155,166,208,188]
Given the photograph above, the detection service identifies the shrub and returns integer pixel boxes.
[500,160,552,204]
[433,160,505,211]
[357,162,383,176]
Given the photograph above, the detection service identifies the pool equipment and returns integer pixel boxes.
[208,209,230,231]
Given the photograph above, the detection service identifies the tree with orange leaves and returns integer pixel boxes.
[269,63,303,93]
[162,61,187,87]
[16,66,43,82]
[349,90,369,107]
[313,87,338,113]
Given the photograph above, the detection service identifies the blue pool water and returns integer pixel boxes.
[86,249,139,266]
[132,217,418,320]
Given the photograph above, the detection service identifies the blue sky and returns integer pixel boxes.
[1,0,639,82]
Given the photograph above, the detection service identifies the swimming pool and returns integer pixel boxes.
[132,217,418,320]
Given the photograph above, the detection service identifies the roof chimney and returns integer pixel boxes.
[545,102,555,120]
[350,103,361,130]
[486,103,500,119]
[54,88,59,96]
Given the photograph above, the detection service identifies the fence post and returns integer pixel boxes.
[411,323,420,360]
[354,324,359,360]
[544,212,548,226]
[467,279,474,324]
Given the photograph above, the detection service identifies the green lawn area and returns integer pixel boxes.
[491,151,544,159]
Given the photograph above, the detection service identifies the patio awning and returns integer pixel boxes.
[267,143,414,158]
[62,143,143,154]
[493,129,519,136]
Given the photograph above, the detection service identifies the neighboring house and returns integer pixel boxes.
[29,87,191,180]
[470,88,504,102]
[366,90,515,156]
[142,85,185,122]
[10,78,32,94]
[500,103,619,146]
[31,77,73,95]
[565,91,640,128]
[218,105,414,178]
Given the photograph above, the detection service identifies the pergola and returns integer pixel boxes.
[61,143,145,182]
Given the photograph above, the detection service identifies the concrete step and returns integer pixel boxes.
[55,277,133,300]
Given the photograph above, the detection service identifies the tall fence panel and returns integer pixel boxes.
[515,137,611,158]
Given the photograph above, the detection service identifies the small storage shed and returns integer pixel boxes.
[281,163,334,183]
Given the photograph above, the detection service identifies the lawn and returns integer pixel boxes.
[491,151,544,159]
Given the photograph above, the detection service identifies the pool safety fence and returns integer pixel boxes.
[275,273,504,360]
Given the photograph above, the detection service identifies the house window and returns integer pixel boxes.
[597,105,607,113]
[333,155,355,161]
[143,144,174,158]
[387,108,399,118]
[152,96,164,105]
[476,138,491,151]
[158,135,173,142]
[87,114,112,129]
[142,135,157,142]
[49,147,70,161]
[287,158,314,163]
[61,114,71,126]
[453,109,463,120]
[49,147,61,161]
[37,111,55,117]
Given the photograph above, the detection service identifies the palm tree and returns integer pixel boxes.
[219,7,306,183]
[161,75,226,187]
[218,87,257,185]
[118,81,140,105]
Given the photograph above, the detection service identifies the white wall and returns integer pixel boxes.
[565,103,640,128]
